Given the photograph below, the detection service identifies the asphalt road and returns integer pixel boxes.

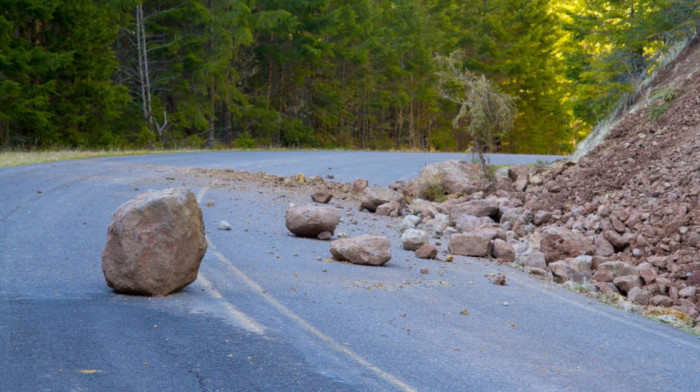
[1,151,698,392]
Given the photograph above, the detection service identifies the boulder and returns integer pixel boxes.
[679,286,697,298]
[405,160,484,199]
[492,239,516,262]
[627,287,651,305]
[407,199,439,219]
[638,266,657,285]
[540,227,594,263]
[603,230,629,251]
[508,165,532,192]
[594,235,615,257]
[352,178,369,193]
[102,188,207,296]
[548,261,574,284]
[455,214,493,233]
[330,235,392,266]
[400,215,422,232]
[473,225,507,242]
[448,233,492,257]
[650,295,673,307]
[594,261,637,282]
[415,244,438,259]
[448,200,500,224]
[518,251,547,269]
[375,200,402,217]
[401,229,429,251]
[613,275,643,295]
[285,205,342,238]
[360,186,404,213]
[311,186,333,204]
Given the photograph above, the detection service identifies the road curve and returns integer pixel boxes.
[1,151,698,392]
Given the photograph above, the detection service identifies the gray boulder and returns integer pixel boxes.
[401,229,429,251]
[285,205,341,238]
[330,235,392,266]
[360,186,404,213]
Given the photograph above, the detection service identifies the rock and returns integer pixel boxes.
[330,235,392,266]
[375,200,402,217]
[218,221,231,231]
[603,230,629,251]
[285,205,342,238]
[389,180,405,193]
[407,199,439,218]
[317,231,332,240]
[415,244,438,259]
[102,188,207,296]
[518,251,547,269]
[492,239,515,262]
[401,229,429,251]
[311,186,333,203]
[594,235,615,257]
[650,295,673,307]
[533,210,552,226]
[568,256,593,282]
[549,261,574,283]
[613,275,643,295]
[473,225,507,242]
[627,287,651,305]
[493,275,507,286]
[638,267,657,285]
[405,160,484,199]
[360,186,404,213]
[448,233,492,257]
[353,178,369,193]
[508,165,532,192]
[455,214,493,233]
[449,200,500,224]
[528,174,543,186]
[594,261,637,283]
[400,215,422,232]
[296,173,306,183]
[540,227,595,263]
[679,286,697,298]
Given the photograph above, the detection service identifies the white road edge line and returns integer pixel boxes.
[211,249,419,392]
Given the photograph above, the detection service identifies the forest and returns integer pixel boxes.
[0,0,698,154]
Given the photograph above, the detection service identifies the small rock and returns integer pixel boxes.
[352,178,369,193]
[518,251,547,269]
[415,244,438,259]
[460,308,470,316]
[401,229,429,251]
[594,235,615,257]
[400,215,422,232]
[311,186,333,204]
[317,231,332,240]
[493,275,506,286]
[638,267,657,285]
[650,295,673,307]
[205,200,215,207]
[549,261,574,284]
[533,210,552,226]
[375,200,403,217]
[326,173,334,179]
[679,286,697,298]
[360,186,404,213]
[218,221,232,231]
[420,268,429,275]
[627,287,651,305]
[603,230,629,251]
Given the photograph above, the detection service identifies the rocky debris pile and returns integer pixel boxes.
[378,41,700,327]
[102,188,207,296]
[285,205,341,240]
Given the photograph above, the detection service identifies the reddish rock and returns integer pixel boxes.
[627,287,651,305]
[352,178,369,193]
[102,188,207,296]
[455,214,493,233]
[508,165,532,192]
[595,235,615,257]
[330,235,392,266]
[613,275,643,295]
[448,233,492,257]
[360,186,404,213]
[448,200,500,224]
[603,230,629,251]
[492,239,516,262]
[415,244,438,259]
[286,205,342,238]
[518,251,547,269]
[638,267,657,285]
[650,295,674,307]
[549,261,574,283]
[311,185,333,203]
[533,210,552,226]
[679,286,697,298]
[540,227,595,263]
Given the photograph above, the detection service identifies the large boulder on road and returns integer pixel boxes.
[330,235,392,266]
[102,188,207,296]
[285,205,341,238]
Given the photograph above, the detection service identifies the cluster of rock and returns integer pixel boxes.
[341,158,698,325]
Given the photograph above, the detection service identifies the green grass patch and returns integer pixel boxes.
[648,87,684,120]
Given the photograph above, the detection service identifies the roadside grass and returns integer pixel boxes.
[0,149,207,169]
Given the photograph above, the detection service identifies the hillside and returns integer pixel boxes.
[523,38,700,323]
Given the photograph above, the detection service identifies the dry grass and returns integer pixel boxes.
[0,149,202,169]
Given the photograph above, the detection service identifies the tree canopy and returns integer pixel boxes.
[1,0,697,152]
